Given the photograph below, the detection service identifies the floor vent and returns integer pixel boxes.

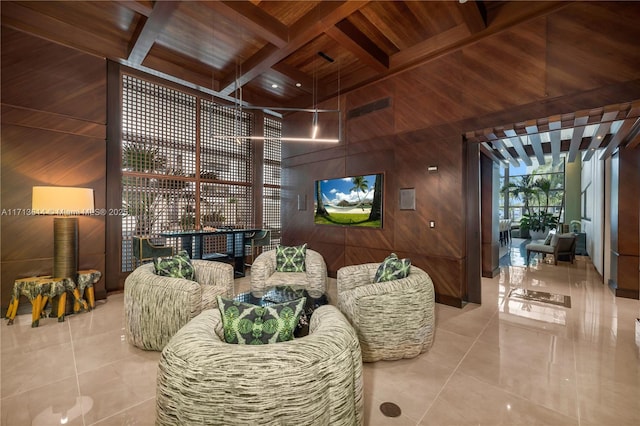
[379,402,402,417]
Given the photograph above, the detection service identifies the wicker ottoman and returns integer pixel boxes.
[156,305,363,425]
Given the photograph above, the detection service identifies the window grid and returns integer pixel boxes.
[121,74,255,271]
[263,117,282,248]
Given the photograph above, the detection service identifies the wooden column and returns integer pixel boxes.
[609,147,640,299]
[481,154,500,278]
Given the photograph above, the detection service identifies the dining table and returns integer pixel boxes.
[159,228,262,277]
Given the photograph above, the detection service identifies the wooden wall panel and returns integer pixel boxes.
[1,27,106,122]
[1,27,107,309]
[461,18,547,117]
[346,85,394,143]
[281,2,640,306]
[611,147,640,298]
[394,53,466,132]
[481,153,499,278]
[546,2,640,98]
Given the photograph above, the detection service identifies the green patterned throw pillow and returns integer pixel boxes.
[217,296,306,344]
[374,253,411,283]
[275,243,307,272]
[153,250,195,280]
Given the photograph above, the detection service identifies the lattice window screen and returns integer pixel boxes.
[121,75,254,272]
[200,100,253,232]
[263,117,282,247]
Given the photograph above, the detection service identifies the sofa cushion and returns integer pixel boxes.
[275,243,307,272]
[153,250,195,280]
[266,272,307,287]
[217,296,306,344]
[374,253,411,283]
[526,243,554,254]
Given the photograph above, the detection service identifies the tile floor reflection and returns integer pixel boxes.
[1,254,639,425]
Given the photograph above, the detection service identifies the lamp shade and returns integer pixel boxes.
[32,186,94,215]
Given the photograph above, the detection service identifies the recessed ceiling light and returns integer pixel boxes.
[295,83,302,88]
[271,84,278,89]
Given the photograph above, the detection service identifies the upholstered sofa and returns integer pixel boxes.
[156,305,364,426]
[124,260,234,351]
[337,263,435,362]
[526,232,576,266]
[249,248,327,294]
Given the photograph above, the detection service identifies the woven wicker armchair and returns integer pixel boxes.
[124,260,234,351]
[156,305,364,426]
[250,248,327,294]
[337,264,435,362]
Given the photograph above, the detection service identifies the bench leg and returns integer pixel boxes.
[31,294,42,327]
[86,286,95,310]
[6,297,19,325]
[57,293,67,322]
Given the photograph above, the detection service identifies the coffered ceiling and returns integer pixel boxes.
[1,0,565,108]
[2,1,638,163]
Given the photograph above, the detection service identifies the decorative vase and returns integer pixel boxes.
[529,229,547,241]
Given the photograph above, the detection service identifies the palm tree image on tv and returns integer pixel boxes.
[315,180,329,218]
[368,174,382,222]
[350,175,370,211]
[314,174,383,228]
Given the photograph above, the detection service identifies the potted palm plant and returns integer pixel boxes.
[521,211,558,240]
[503,175,537,239]
[122,144,167,235]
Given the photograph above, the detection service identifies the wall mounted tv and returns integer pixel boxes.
[314,174,383,228]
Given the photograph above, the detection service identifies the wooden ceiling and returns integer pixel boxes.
[2,1,638,163]
[2,0,566,108]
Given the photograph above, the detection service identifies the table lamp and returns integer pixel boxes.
[32,186,94,279]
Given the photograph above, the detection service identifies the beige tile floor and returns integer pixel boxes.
[1,253,639,425]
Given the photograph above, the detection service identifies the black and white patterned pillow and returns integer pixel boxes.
[374,253,411,283]
[275,243,307,272]
[217,296,306,344]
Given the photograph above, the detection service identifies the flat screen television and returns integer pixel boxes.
[314,173,383,228]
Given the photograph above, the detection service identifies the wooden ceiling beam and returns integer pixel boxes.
[205,1,289,48]
[456,1,487,34]
[218,1,368,95]
[326,20,389,72]
[127,1,179,65]
[390,24,469,69]
[115,1,153,17]
[504,129,533,166]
